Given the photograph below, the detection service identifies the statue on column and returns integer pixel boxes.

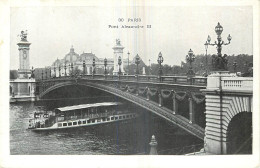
[19,30,28,41]
[116,39,121,45]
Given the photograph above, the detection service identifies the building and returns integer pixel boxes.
[50,40,136,76]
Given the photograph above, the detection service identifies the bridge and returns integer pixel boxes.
[36,72,253,154]
[37,74,207,140]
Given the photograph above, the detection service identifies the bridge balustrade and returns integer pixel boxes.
[221,77,252,91]
[38,74,207,86]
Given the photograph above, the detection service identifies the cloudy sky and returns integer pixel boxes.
[10,5,252,69]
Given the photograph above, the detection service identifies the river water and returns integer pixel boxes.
[10,100,202,155]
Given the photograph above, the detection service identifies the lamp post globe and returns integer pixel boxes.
[207,35,211,43]
[215,22,223,36]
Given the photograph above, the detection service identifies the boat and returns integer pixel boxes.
[28,102,137,131]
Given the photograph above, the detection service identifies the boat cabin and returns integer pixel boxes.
[54,102,124,122]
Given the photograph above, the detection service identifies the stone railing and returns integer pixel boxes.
[221,77,253,91]
[37,74,207,86]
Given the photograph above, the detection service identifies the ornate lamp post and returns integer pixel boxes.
[104,58,107,75]
[204,36,211,75]
[186,49,195,77]
[58,65,61,77]
[45,68,48,79]
[53,66,56,78]
[206,22,232,71]
[200,62,204,70]
[118,55,122,75]
[149,59,151,75]
[127,51,130,75]
[64,63,67,76]
[70,63,73,77]
[92,58,96,75]
[83,60,86,76]
[200,63,204,76]
[41,70,44,80]
[49,67,52,78]
[31,66,35,78]
[135,54,140,75]
[181,62,184,74]
[233,62,237,73]
[157,52,164,82]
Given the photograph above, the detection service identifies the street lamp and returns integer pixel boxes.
[104,58,107,75]
[59,65,61,77]
[92,58,96,75]
[31,66,35,79]
[233,62,237,73]
[149,59,151,75]
[70,63,73,77]
[45,68,48,79]
[206,22,232,71]
[200,62,204,70]
[49,67,52,78]
[204,35,211,75]
[186,49,195,77]
[127,51,130,75]
[41,70,44,80]
[157,52,164,81]
[135,54,140,75]
[83,60,86,76]
[54,66,56,78]
[118,55,122,75]
[64,64,67,77]
[181,62,184,74]
[200,62,204,76]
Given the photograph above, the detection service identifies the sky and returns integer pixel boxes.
[10,5,253,69]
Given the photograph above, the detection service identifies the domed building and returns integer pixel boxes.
[50,40,143,77]
[51,46,115,76]
[64,46,80,63]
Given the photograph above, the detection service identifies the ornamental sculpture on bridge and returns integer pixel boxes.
[205,22,232,71]
[19,30,28,41]
[116,39,121,45]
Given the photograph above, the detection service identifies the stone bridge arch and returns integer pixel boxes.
[38,80,205,140]
[226,111,252,154]
[203,78,253,154]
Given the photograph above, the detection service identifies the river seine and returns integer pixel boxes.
[10,100,202,155]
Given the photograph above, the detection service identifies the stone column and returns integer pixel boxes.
[189,97,195,124]
[149,135,158,155]
[112,39,125,75]
[172,93,178,114]
[87,67,90,75]
[146,88,150,100]
[158,93,162,107]
[136,86,139,96]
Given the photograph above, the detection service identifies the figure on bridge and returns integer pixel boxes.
[19,30,28,41]
[116,39,121,46]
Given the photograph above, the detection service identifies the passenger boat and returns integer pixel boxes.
[28,102,137,131]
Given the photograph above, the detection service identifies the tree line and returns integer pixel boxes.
[10,54,253,79]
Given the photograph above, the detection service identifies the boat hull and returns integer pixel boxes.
[29,113,137,131]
